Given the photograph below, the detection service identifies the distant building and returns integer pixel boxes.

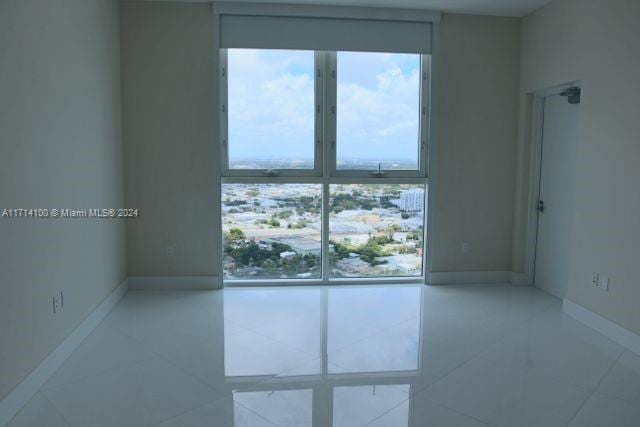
[394,189,425,212]
[377,254,422,275]
[336,257,370,274]
[393,232,408,242]
[265,236,321,256]
[401,217,424,230]
[279,251,296,260]
[329,221,372,234]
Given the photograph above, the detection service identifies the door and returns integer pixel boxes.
[534,90,580,298]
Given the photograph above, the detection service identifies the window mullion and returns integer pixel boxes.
[321,51,334,283]
[326,52,337,178]
[220,49,229,176]
[314,51,324,177]
[419,54,431,178]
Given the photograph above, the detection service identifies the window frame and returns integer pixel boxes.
[220,50,430,179]
[220,49,325,178]
[328,52,431,179]
[220,49,431,286]
[221,176,428,286]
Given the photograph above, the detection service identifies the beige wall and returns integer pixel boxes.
[517,0,640,333]
[120,2,217,278]
[120,6,522,279]
[0,0,126,401]
[430,13,521,272]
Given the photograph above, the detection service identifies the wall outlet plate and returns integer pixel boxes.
[598,275,609,292]
[165,246,174,257]
[52,291,64,313]
[461,242,470,254]
[591,273,599,288]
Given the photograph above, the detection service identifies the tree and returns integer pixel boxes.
[359,241,390,264]
[224,228,245,242]
[277,210,293,219]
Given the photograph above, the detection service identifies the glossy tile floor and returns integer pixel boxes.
[8,284,640,427]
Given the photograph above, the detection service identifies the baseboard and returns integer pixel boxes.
[0,278,129,427]
[128,275,221,290]
[509,272,532,286]
[428,270,510,285]
[563,298,640,356]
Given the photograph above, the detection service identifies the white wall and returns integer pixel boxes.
[0,0,126,401]
[430,13,521,273]
[517,0,640,334]
[120,2,217,278]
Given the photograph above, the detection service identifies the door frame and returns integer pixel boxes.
[522,81,581,288]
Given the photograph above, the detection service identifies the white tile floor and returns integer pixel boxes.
[8,284,640,427]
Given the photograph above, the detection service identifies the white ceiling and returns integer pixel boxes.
[136,0,554,17]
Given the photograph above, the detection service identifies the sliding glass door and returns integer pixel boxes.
[220,49,430,284]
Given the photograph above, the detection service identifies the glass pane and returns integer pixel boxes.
[227,49,315,169]
[222,184,321,280]
[336,52,421,171]
[329,184,425,278]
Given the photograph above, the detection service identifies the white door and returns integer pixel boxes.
[534,91,580,298]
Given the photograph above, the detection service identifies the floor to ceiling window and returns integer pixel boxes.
[220,46,431,284]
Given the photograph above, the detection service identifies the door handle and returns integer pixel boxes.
[537,199,545,213]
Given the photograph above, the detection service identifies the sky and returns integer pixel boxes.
[227,49,420,163]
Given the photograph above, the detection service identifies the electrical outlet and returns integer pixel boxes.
[598,275,610,292]
[52,291,64,314]
[461,242,470,254]
[591,273,599,288]
[165,245,174,257]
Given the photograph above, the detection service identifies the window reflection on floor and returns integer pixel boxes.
[233,389,314,427]
[333,385,410,427]
[221,286,419,426]
[223,287,322,377]
[223,286,421,378]
[328,286,421,373]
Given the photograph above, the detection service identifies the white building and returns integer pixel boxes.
[279,251,296,260]
[396,188,424,212]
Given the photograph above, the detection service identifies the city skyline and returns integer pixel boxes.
[222,183,425,280]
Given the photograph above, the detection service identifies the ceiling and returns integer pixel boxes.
[135,0,554,17]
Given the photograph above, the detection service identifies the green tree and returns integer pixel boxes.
[224,228,245,242]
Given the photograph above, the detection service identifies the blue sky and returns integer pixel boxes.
[228,49,420,162]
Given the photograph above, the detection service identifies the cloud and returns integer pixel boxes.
[227,49,421,162]
[337,53,420,161]
[228,49,315,160]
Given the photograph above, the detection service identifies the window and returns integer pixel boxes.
[329,184,425,278]
[336,52,422,171]
[226,49,317,171]
[221,49,430,284]
[222,184,321,280]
